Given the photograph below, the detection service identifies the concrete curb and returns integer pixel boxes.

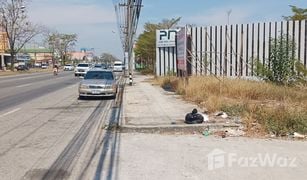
[119,123,241,134]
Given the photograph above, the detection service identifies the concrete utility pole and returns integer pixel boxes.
[114,0,143,80]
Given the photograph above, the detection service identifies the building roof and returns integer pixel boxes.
[20,48,53,53]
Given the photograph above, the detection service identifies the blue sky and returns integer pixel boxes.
[27,0,306,58]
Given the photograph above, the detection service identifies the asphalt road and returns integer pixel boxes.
[0,71,124,180]
[0,71,80,111]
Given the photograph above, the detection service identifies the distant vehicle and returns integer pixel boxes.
[113,61,123,72]
[16,65,29,71]
[41,64,48,69]
[94,63,107,69]
[78,68,118,99]
[94,64,102,68]
[64,64,74,71]
[105,64,112,69]
[102,64,107,69]
[74,63,91,77]
[34,63,41,68]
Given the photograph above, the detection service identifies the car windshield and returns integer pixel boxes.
[65,64,72,66]
[84,71,114,80]
[94,64,102,68]
[78,64,89,67]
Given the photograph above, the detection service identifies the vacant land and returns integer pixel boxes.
[157,76,307,136]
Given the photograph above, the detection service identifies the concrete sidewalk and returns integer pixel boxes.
[122,74,197,126]
[121,74,240,133]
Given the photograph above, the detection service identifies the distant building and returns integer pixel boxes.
[1,23,54,69]
[69,48,95,63]
[0,26,9,70]
[16,53,31,65]
[20,48,53,65]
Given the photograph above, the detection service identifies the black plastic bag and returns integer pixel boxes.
[185,109,204,124]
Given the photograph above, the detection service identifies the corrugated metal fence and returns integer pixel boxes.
[155,20,307,77]
[189,20,307,77]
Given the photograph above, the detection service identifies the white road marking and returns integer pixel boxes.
[16,83,32,88]
[56,77,66,80]
[0,108,21,118]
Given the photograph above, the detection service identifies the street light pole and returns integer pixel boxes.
[227,9,232,25]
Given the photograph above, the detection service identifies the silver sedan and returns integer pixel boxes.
[78,69,118,99]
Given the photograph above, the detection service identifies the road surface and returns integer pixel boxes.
[0,71,123,180]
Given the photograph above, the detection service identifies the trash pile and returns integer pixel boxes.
[184,108,245,138]
[184,108,241,125]
[276,132,307,139]
[183,109,306,140]
[202,129,245,138]
[293,132,307,139]
[184,108,209,124]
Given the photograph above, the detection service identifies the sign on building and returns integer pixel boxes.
[156,29,179,76]
[156,29,178,47]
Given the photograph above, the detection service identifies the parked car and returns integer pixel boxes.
[41,64,48,69]
[64,64,74,71]
[78,68,117,99]
[16,65,29,71]
[75,63,91,77]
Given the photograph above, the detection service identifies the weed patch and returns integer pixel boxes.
[156,76,307,136]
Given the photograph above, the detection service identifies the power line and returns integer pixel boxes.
[112,0,143,75]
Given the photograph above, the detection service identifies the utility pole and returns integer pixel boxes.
[114,0,143,81]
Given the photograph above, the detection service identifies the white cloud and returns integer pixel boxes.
[28,4,116,26]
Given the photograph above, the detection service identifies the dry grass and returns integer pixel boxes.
[156,76,307,136]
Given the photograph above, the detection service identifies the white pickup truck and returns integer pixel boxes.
[74,63,91,77]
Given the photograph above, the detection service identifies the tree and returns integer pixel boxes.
[45,32,77,66]
[100,53,119,65]
[254,35,306,85]
[134,17,181,72]
[0,0,42,71]
[43,30,58,67]
[283,5,307,21]
[269,36,295,84]
[59,34,77,65]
